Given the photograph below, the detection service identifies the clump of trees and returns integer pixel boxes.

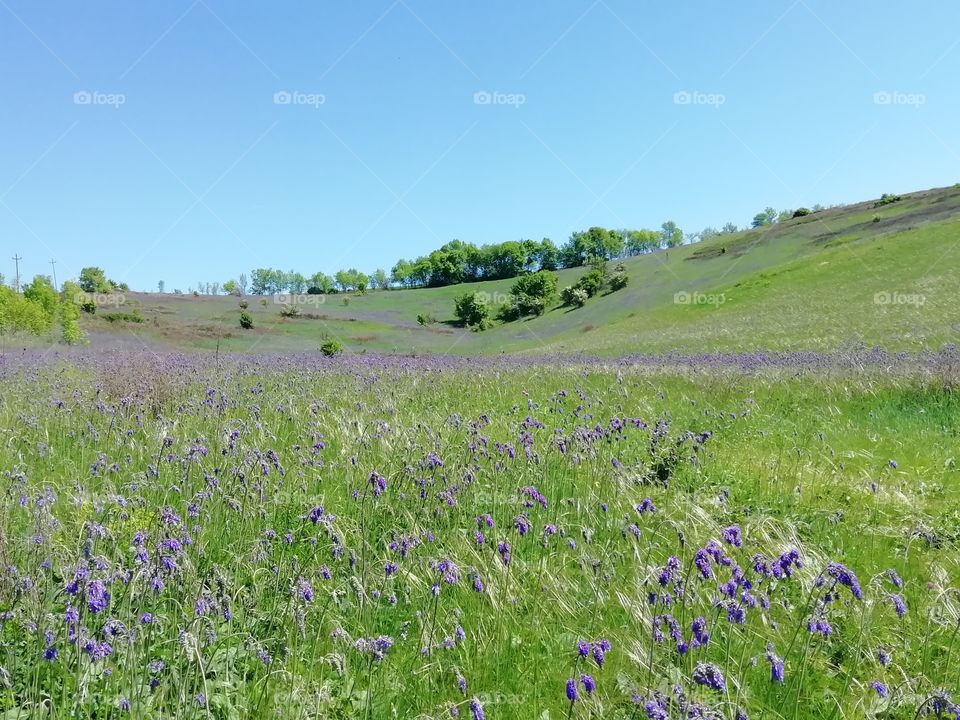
[560,259,628,309]
[498,271,558,321]
[0,276,85,344]
[453,293,491,330]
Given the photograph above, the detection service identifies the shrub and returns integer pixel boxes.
[239,311,254,329]
[238,299,249,309]
[792,207,811,218]
[575,269,606,298]
[454,293,490,329]
[874,193,902,207]
[279,304,300,318]
[417,313,437,326]
[79,298,96,314]
[320,339,343,356]
[561,286,588,307]
[609,273,628,291]
[504,270,557,319]
[260,299,267,307]
[101,311,144,324]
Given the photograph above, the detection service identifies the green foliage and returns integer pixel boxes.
[659,220,684,248]
[279,303,300,318]
[238,299,249,310]
[100,309,144,324]
[416,313,437,326]
[239,311,254,329]
[0,285,51,335]
[223,279,238,295]
[453,292,490,329]
[560,285,588,307]
[792,207,811,218]
[609,274,628,291]
[574,268,606,298]
[23,276,58,319]
[59,282,85,344]
[874,193,902,207]
[78,266,112,293]
[501,270,558,319]
[751,207,779,228]
[320,338,343,356]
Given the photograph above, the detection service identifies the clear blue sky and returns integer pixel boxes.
[1,1,958,291]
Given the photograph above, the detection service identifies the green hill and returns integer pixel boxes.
[80,184,960,356]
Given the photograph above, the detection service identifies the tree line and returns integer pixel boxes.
[233,221,712,295]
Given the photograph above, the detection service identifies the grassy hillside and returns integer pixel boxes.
[77,184,960,356]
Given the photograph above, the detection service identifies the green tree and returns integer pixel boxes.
[453,292,490,328]
[659,221,684,248]
[751,207,778,228]
[369,269,390,290]
[23,276,58,322]
[308,272,334,294]
[626,229,660,255]
[78,267,112,293]
[59,281,85,344]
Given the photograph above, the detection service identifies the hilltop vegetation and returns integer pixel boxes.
[3,185,958,357]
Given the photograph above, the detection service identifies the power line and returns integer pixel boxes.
[49,259,58,290]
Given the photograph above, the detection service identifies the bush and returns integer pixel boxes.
[279,304,300,318]
[417,313,437,326]
[238,299,249,309]
[504,270,557,319]
[320,339,343,356]
[561,286,588,307]
[575,269,606,298]
[239,311,254,329]
[792,207,811,218]
[79,299,96,314]
[454,292,490,329]
[874,193,902,207]
[609,273,628,291]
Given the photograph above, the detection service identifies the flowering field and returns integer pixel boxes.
[1,351,958,719]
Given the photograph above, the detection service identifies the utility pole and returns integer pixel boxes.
[11,255,22,292]
[49,259,58,290]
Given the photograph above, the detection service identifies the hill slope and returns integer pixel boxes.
[79,184,960,356]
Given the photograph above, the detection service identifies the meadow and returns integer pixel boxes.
[70,185,960,358]
[1,349,958,718]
